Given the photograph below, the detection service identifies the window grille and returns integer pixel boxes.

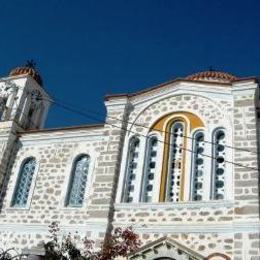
[212,129,226,200]
[67,155,90,207]
[12,158,36,207]
[191,131,205,201]
[166,122,184,202]
[141,136,158,202]
[122,136,140,203]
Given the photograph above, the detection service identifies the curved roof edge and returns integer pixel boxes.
[105,76,258,101]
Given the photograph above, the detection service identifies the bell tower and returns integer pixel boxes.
[0,62,51,195]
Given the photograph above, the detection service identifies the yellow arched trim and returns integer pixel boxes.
[149,112,204,202]
[150,111,204,134]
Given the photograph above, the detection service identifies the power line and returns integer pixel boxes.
[5,82,259,155]
[47,99,259,172]
[1,84,258,170]
[42,95,260,156]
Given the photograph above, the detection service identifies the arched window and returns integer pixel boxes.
[212,129,226,200]
[190,131,205,201]
[141,136,158,202]
[165,121,185,202]
[12,157,36,207]
[122,136,140,203]
[66,154,90,207]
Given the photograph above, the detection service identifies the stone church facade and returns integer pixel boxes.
[0,65,259,259]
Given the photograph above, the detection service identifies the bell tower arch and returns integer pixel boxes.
[0,62,51,200]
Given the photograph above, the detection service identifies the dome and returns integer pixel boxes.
[9,63,43,86]
[185,70,238,83]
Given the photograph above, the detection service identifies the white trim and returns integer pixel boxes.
[130,83,234,107]
[19,132,104,146]
[115,200,234,209]
[0,221,258,234]
[0,222,108,233]
[113,221,260,233]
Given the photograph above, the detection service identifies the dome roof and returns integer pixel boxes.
[186,70,238,83]
[9,63,43,86]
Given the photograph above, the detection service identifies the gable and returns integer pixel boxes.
[128,237,204,260]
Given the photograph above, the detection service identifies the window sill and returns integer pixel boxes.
[59,206,87,211]
[5,206,31,211]
[114,200,234,210]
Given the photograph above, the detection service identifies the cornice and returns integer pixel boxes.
[18,130,104,145]
[115,200,234,210]
[113,221,260,233]
[0,222,108,233]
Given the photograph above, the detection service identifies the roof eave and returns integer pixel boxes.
[104,77,237,101]
[18,123,105,135]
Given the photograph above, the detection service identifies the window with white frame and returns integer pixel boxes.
[140,135,159,202]
[212,128,226,200]
[122,136,140,203]
[190,131,205,201]
[66,154,90,207]
[12,157,36,207]
[165,121,185,202]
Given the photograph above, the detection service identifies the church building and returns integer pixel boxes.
[0,65,259,259]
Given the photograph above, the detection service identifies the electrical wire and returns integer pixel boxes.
[1,83,259,171]
[41,94,260,156]
[4,81,259,155]
[47,99,259,172]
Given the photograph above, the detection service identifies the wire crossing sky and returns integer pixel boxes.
[0,0,260,127]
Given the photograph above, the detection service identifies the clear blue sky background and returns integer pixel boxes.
[0,0,260,128]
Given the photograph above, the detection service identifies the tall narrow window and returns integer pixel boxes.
[141,136,158,202]
[0,97,6,121]
[212,129,226,200]
[12,158,36,207]
[166,122,185,202]
[122,136,140,203]
[67,155,90,207]
[191,131,205,201]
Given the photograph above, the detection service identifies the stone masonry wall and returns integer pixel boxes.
[113,90,236,258]
[114,203,234,257]
[113,84,260,259]
[0,128,108,250]
[88,98,129,242]
[233,85,260,259]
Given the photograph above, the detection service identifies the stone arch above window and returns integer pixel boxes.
[122,136,140,203]
[66,154,90,207]
[154,258,176,260]
[12,157,37,207]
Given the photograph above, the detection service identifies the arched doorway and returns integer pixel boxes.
[154,258,176,260]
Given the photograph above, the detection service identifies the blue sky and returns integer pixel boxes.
[0,0,260,127]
